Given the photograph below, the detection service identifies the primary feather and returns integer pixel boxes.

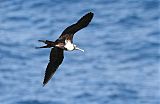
[43,47,64,86]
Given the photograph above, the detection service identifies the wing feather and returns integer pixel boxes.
[59,12,94,39]
[43,47,64,86]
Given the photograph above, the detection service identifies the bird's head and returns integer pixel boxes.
[74,45,84,52]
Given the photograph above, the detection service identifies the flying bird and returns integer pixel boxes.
[36,12,94,86]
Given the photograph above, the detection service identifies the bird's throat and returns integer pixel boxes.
[64,41,74,51]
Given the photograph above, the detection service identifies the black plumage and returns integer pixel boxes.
[43,47,64,86]
[37,12,94,86]
[59,12,94,41]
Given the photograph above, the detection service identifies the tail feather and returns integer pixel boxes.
[35,46,50,49]
[36,40,55,48]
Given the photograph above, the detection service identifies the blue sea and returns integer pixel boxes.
[0,0,159,104]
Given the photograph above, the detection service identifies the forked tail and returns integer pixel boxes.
[35,40,55,49]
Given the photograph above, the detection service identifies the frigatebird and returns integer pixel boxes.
[36,12,94,86]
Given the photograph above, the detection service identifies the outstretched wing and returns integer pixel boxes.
[59,12,94,40]
[43,47,64,86]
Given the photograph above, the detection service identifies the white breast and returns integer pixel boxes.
[64,40,74,51]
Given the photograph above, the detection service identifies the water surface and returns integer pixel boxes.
[0,0,159,104]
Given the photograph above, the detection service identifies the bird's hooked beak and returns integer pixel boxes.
[75,46,84,52]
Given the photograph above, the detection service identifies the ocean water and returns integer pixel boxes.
[0,0,159,104]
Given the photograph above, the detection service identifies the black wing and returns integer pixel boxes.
[43,47,64,86]
[59,12,94,40]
